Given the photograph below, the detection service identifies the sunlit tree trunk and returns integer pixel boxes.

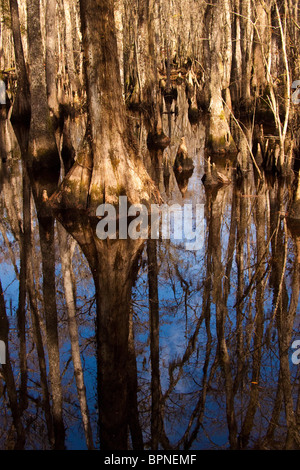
[230,0,242,106]
[9,0,31,123]
[45,0,59,117]
[93,239,144,450]
[63,0,81,99]
[136,0,156,105]
[210,187,238,449]
[26,0,60,185]
[271,186,300,448]
[9,119,54,446]
[17,160,30,413]
[147,239,162,450]
[52,0,157,213]
[240,0,253,110]
[238,184,266,449]
[127,311,144,449]
[252,1,268,100]
[0,278,25,449]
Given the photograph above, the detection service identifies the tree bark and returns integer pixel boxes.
[205,0,237,155]
[147,239,162,450]
[9,0,31,123]
[240,0,253,110]
[45,0,59,117]
[51,0,157,213]
[63,0,81,99]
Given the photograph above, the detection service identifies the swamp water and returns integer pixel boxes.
[0,87,300,450]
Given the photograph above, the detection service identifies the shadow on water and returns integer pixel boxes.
[0,86,300,450]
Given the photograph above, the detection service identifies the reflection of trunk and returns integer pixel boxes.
[205,1,236,154]
[17,161,29,412]
[26,253,54,447]
[136,0,156,104]
[277,256,299,449]
[56,212,146,450]
[147,239,161,450]
[127,311,144,449]
[239,185,266,449]
[63,0,81,97]
[210,187,237,449]
[272,214,300,448]
[11,124,54,446]
[0,278,25,449]
[57,223,94,450]
[263,374,283,447]
[93,239,144,450]
[175,215,214,449]
[38,216,65,449]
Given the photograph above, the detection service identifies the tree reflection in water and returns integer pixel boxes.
[0,90,300,450]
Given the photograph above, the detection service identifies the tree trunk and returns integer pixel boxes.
[9,0,31,123]
[136,0,156,105]
[45,0,59,117]
[63,0,81,99]
[51,0,157,213]
[205,0,237,155]
[230,0,242,106]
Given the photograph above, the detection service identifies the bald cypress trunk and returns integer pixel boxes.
[240,0,253,110]
[45,0,59,117]
[9,0,30,123]
[205,0,237,155]
[51,0,157,213]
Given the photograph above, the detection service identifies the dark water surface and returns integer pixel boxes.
[0,87,300,450]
